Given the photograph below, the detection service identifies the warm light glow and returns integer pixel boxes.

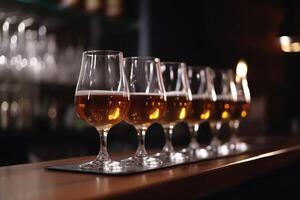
[78,103,85,108]
[280,36,291,44]
[224,103,230,109]
[108,108,120,120]
[149,108,160,120]
[221,111,229,119]
[236,59,248,78]
[291,42,300,52]
[280,36,291,52]
[241,110,247,118]
[200,110,210,120]
[179,108,186,120]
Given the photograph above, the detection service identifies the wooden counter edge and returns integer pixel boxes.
[102,144,300,200]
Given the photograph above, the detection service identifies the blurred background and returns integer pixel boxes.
[0,0,299,166]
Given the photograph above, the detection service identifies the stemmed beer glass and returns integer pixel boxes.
[184,66,214,157]
[123,57,166,168]
[208,69,237,155]
[228,69,251,152]
[75,50,130,171]
[156,62,192,162]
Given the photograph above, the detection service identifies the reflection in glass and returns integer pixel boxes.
[75,50,130,171]
[183,67,214,158]
[156,62,192,163]
[228,61,251,152]
[122,57,167,168]
[208,69,237,155]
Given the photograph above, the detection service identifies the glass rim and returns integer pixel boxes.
[124,56,160,62]
[161,61,186,65]
[188,65,212,69]
[83,50,123,56]
[212,68,234,73]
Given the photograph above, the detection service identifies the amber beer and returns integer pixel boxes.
[210,98,235,121]
[187,95,214,124]
[75,90,129,128]
[231,100,250,120]
[161,92,191,125]
[126,93,166,127]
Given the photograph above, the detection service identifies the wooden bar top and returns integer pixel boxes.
[1,136,300,200]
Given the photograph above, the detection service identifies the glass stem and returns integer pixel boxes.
[163,125,174,153]
[135,127,147,158]
[229,120,240,144]
[209,122,222,153]
[189,124,199,149]
[96,128,110,161]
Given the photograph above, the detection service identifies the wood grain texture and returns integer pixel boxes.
[1,137,300,200]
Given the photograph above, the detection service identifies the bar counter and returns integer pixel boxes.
[1,136,300,200]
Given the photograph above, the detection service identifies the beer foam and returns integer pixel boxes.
[216,95,232,101]
[166,91,187,96]
[75,90,127,96]
[192,94,232,100]
[192,94,210,99]
[236,97,247,102]
[130,92,165,96]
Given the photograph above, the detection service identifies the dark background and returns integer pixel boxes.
[0,0,300,167]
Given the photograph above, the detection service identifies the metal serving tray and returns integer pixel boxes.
[46,141,267,175]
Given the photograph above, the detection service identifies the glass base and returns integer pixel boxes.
[217,144,230,156]
[206,136,222,156]
[205,143,232,156]
[155,151,189,164]
[79,159,124,172]
[121,155,163,169]
[229,141,249,152]
[181,146,210,159]
[206,144,219,156]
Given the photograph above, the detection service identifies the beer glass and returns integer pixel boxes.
[208,69,237,155]
[156,62,192,162]
[123,57,166,168]
[75,50,130,170]
[183,66,214,157]
[228,71,251,152]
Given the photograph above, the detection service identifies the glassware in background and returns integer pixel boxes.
[208,69,237,156]
[123,57,166,168]
[75,50,130,171]
[0,11,83,132]
[228,61,251,152]
[183,66,214,158]
[155,62,192,163]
